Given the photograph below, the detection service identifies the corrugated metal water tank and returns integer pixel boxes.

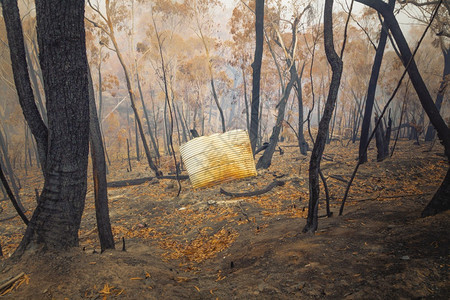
[180,129,257,188]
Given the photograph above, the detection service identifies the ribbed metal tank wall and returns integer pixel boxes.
[180,130,257,188]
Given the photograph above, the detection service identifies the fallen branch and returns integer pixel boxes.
[348,192,434,202]
[0,215,19,222]
[237,201,251,223]
[323,154,334,161]
[0,272,25,293]
[108,175,189,188]
[79,228,97,239]
[108,177,157,188]
[220,180,285,197]
[329,174,349,183]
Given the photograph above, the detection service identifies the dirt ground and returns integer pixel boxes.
[0,140,449,299]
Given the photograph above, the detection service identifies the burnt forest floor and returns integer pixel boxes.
[0,139,449,299]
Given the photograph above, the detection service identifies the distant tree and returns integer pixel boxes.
[87,0,161,176]
[184,0,226,133]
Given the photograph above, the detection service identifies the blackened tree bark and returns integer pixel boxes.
[356,0,450,157]
[425,48,449,141]
[357,0,450,216]
[88,68,115,252]
[303,0,343,233]
[422,168,450,216]
[250,0,265,154]
[358,0,394,164]
[1,0,48,171]
[384,113,392,157]
[242,67,250,133]
[295,63,309,155]
[256,63,296,169]
[374,114,391,162]
[17,0,90,252]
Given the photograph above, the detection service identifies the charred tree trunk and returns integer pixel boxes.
[242,67,250,133]
[425,48,449,141]
[356,0,450,157]
[303,0,343,233]
[295,63,309,155]
[256,65,296,169]
[384,112,392,157]
[17,0,90,253]
[134,119,140,161]
[176,103,188,143]
[250,0,265,153]
[357,0,450,216]
[1,0,48,172]
[422,166,450,217]
[24,43,47,125]
[88,68,114,252]
[358,0,394,163]
[375,115,387,161]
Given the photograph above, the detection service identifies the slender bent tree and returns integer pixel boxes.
[250,0,265,154]
[0,0,48,172]
[356,0,450,216]
[303,0,343,233]
[13,0,91,252]
[358,0,394,164]
[88,69,115,252]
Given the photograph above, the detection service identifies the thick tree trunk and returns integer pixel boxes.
[88,68,115,252]
[303,0,343,234]
[422,167,450,217]
[425,48,449,141]
[358,0,394,163]
[17,0,90,252]
[250,0,265,153]
[1,0,48,171]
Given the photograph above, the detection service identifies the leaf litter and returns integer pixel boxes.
[0,140,448,299]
